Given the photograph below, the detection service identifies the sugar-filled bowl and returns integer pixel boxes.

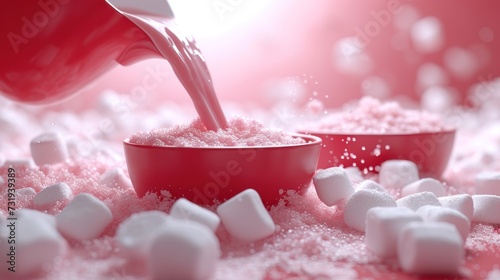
[123,133,322,207]
[302,130,456,178]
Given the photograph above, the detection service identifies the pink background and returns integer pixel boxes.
[39,0,500,116]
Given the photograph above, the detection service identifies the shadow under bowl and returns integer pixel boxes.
[301,130,456,178]
[123,133,322,207]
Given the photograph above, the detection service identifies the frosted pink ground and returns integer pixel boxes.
[315,97,452,133]
[129,117,305,147]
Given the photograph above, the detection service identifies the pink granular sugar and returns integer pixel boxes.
[129,117,306,147]
[315,97,452,133]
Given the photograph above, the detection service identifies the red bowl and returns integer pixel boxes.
[302,130,456,178]
[123,134,322,207]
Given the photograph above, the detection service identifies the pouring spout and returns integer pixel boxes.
[106,0,174,18]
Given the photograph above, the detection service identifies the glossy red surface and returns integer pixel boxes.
[0,0,161,104]
[123,134,322,207]
[305,130,456,178]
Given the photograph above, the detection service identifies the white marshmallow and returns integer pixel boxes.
[417,205,470,242]
[475,172,500,196]
[438,194,474,222]
[30,132,68,166]
[149,219,220,280]
[379,160,419,189]
[34,182,73,209]
[398,222,464,274]
[99,168,133,190]
[0,211,66,276]
[0,176,4,186]
[366,207,422,257]
[16,187,37,201]
[410,16,444,54]
[344,166,364,184]
[2,159,35,169]
[117,211,172,259]
[17,208,57,228]
[401,178,446,197]
[397,192,441,211]
[343,189,397,232]
[217,189,275,242]
[472,195,500,224]
[312,167,354,206]
[56,193,113,240]
[170,198,220,232]
[356,180,387,193]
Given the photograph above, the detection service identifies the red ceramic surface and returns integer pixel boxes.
[0,0,164,104]
[304,130,456,178]
[123,134,322,207]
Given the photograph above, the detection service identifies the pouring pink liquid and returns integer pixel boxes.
[0,0,227,130]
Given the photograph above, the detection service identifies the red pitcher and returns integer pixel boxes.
[0,0,173,104]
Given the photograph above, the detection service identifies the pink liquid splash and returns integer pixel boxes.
[124,11,228,131]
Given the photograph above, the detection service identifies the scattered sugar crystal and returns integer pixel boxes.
[129,117,305,147]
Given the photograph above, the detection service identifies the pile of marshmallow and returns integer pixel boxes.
[313,159,500,275]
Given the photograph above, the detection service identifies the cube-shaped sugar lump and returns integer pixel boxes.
[398,222,464,274]
[56,193,113,240]
[397,192,441,211]
[313,167,354,206]
[356,180,387,193]
[401,178,446,197]
[0,210,66,276]
[149,219,220,280]
[366,207,422,257]
[379,160,419,189]
[170,198,220,232]
[34,182,73,209]
[343,189,397,232]
[217,189,275,242]
[417,205,470,242]
[99,168,133,190]
[472,195,500,224]
[344,166,364,184]
[438,194,474,221]
[30,132,68,166]
[117,211,172,259]
[475,172,500,196]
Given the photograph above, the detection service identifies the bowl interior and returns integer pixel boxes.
[302,130,456,178]
[123,134,322,207]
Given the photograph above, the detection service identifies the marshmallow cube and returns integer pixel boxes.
[217,189,275,242]
[439,194,474,221]
[475,172,500,196]
[379,160,419,189]
[397,192,441,211]
[34,182,73,209]
[2,159,35,169]
[0,211,66,276]
[356,180,387,193]
[344,166,364,184]
[99,168,133,190]
[56,193,113,240]
[312,167,354,206]
[417,205,470,242]
[472,195,500,224]
[401,178,446,197]
[343,189,397,232]
[117,211,172,259]
[398,222,464,274]
[366,207,422,257]
[149,219,220,280]
[170,198,220,232]
[17,209,57,228]
[30,132,68,166]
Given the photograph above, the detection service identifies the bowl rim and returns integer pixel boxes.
[299,129,457,137]
[123,132,322,150]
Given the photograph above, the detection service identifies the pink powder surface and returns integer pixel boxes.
[1,94,500,279]
[129,117,305,147]
[313,97,452,134]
